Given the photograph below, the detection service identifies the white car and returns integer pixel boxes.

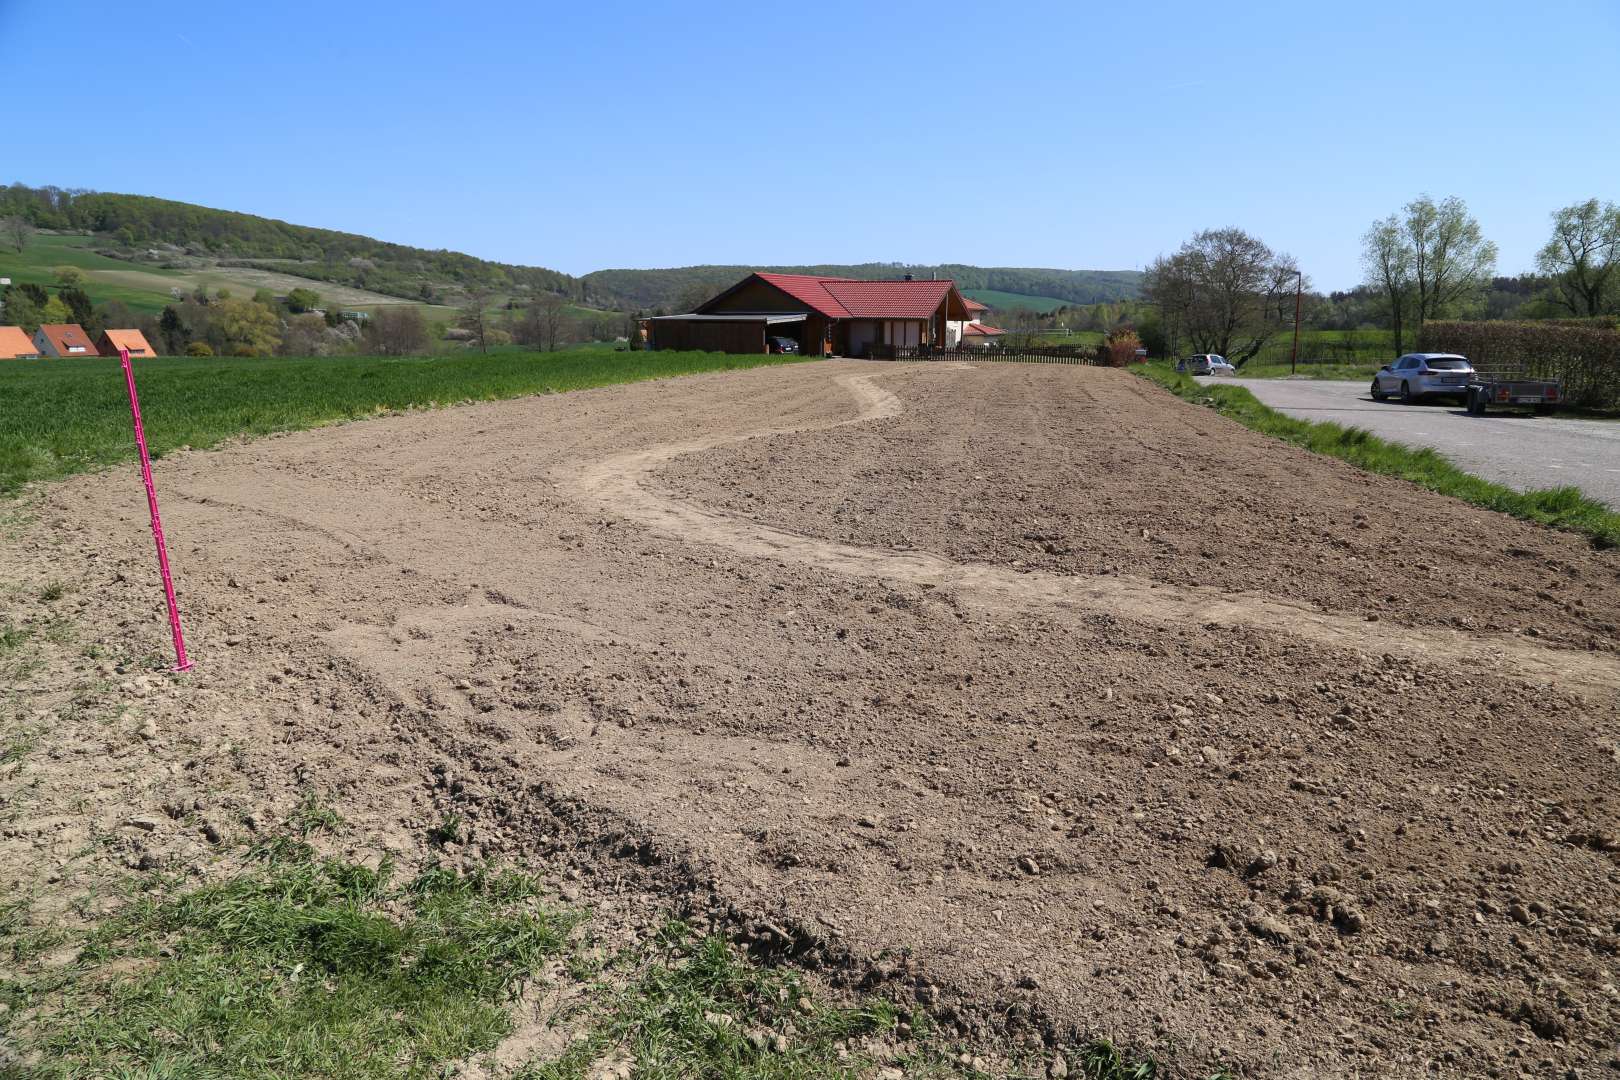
[1371,353,1474,403]
[1178,354,1236,376]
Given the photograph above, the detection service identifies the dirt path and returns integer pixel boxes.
[3,360,1618,1078]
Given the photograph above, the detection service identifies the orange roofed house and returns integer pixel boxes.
[647,272,974,358]
[96,328,159,358]
[0,326,40,359]
[33,323,99,357]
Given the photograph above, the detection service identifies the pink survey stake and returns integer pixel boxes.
[119,347,193,672]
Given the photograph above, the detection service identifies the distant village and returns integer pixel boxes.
[0,322,156,359]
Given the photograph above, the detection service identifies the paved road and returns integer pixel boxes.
[1196,377,1620,508]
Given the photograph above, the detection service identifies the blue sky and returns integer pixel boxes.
[3,0,1616,289]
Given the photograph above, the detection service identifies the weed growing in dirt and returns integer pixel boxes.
[292,790,345,836]
[512,919,949,1080]
[0,348,813,495]
[37,581,66,603]
[1139,364,1620,548]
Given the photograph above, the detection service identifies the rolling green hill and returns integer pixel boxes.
[2,185,1143,317]
[581,263,1143,313]
[961,289,1071,314]
[0,184,579,310]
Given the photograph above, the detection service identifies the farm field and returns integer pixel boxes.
[0,234,436,315]
[3,360,1618,1077]
[0,347,805,494]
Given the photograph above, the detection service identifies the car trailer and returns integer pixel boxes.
[1464,371,1564,416]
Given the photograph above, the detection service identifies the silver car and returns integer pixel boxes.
[1371,353,1474,403]
[1178,354,1237,376]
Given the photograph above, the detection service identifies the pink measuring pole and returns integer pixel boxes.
[119,346,193,672]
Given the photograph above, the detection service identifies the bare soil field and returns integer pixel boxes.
[3,360,1618,1077]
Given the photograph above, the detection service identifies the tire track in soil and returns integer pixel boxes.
[563,364,1620,698]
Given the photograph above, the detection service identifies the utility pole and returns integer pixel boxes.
[1289,270,1303,376]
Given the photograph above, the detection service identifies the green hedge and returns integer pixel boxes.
[1420,320,1620,409]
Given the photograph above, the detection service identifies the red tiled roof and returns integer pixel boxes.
[963,296,989,313]
[38,324,98,356]
[822,279,955,319]
[963,322,1005,336]
[753,273,857,318]
[98,329,159,358]
[0,326,38,358]
[748,273,960,320]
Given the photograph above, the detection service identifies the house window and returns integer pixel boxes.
[68,346,86,353]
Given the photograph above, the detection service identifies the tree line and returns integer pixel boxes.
[0,183,582,308]
[1127,195,1619,364]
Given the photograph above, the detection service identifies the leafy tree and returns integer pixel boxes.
[186,341,214,357]
[3,289,44,332]
[159,306,189,354]
[1144,228,1301,363]
[1536,198,1620,316]
[15,282,49,308]
[212,298,281,356]
[54,265,85,287]
[1362,195,1496,353]
[59,287,94,327]
[41,297,72,325]
[286,287,321,314]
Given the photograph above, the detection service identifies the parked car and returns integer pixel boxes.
[1371,353,1474,403]
[1177,354,1236,376]
[767,336,800,355]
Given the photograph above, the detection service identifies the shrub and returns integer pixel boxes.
[1420,320,1620,409]
[1104,327,1142,367]
[185,341,214,357]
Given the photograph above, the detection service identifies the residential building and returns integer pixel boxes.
[648,272,973,357]
[96,328,159,358]
[0,326,40,359]
[32,323,99,357]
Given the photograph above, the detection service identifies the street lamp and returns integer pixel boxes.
[1289,270,1303,376]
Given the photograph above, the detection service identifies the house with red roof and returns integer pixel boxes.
[648,272,973,357]
[0,326,40,359]
[32,323,99,357]
[96,328,159,358]
[948,295,1007,348]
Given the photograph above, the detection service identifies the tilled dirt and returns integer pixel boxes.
[3,360,1618,1078]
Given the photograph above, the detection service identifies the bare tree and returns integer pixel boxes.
[456,288,494,354]
[514,293,570,352]
[1536,198,1620,316]
[366,306,430,355]
[1144,228,1302,365]
[3,215,34,254]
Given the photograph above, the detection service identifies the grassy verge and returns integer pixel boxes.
[1139,364,1620,548]
[0,821,1201,1079]
[1233,360,1383,380]
[0,347,810,495]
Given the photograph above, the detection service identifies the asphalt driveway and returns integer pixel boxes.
[1196,376,1620,508]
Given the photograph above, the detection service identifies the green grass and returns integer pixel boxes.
[961,289,1071,314]
[0,347,810,495]
[1,848,580,1078]
[1235,359,1385,380]
[0,234,184,314]
[1139,363,1620,548]
[0,836,1193,1080]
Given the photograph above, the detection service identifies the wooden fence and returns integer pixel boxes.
[885,344,1100,365]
